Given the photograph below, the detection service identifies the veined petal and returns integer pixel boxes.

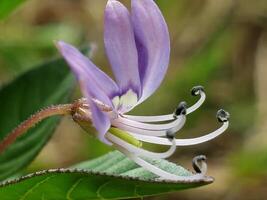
[78,65,114,143]
[79,73,113,143]
[104,0,141,97]
[88,96,111,144]
[56,41,120,104]
[131,0,170,103]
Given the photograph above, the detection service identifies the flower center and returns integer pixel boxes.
[112,89,138,113]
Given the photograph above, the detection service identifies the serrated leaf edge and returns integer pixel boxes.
[0,168,214,187]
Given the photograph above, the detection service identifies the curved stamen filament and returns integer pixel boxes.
[186,91,206,114]
[193,155,208,175]
[106,132,176,159]
[115,146,205,181]
[128,121,229,146]
[123,113,174,123]
[112,115,186,137]
[117,115,184,130]
[123,89,206,123]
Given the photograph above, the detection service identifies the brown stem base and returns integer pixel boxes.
[0,104,75,154]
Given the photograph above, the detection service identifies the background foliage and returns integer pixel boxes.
[1,0,267,199]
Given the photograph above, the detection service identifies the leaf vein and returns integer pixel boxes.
[19,175,55,200]
[66,177,84,200]
[96,181,112,200]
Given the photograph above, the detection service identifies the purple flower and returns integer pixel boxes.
[56,0,229,181]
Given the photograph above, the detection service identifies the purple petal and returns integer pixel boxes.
[56,41,120,106]
[78,66,112,142]
[131,0,170,103]
[81,78,113,143]
[88,98,111,144]
[57,41,113,143]
[104,0,141,96]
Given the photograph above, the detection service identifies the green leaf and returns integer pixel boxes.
[0,0,26,20]
[0,151,213,199]
[0,56,75,181]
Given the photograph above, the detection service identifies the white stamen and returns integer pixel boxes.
[128,121,229,146]
[200,162,207,175]
[187,91,206,114]
[117,115,184,130]
[112,115,186,136]
[115,146,204,181]
[106,132,176,159]
[123,91,206,122]
[192,155,208,175]
[123,114,174,123]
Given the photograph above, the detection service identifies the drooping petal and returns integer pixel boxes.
[131,0,170,103]
[88,98,111,144]
[104,0,141,97]
[79,77,112,143]
[56,41,120,105]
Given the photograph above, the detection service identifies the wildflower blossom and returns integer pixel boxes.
[56,0,229,181]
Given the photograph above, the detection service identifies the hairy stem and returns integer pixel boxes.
[0,104,74,154]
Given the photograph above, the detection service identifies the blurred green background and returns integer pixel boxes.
[1,0,267,199]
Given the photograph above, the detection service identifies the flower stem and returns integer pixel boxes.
[0,104,74,154]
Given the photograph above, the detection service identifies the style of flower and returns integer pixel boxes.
[56,0,229,181]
